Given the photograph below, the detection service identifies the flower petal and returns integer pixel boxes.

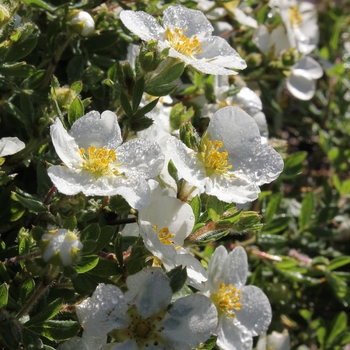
[236,285,272,336]
[293,56,323,79]
[224,246,248,288]
[162,5,213,37]
[70,110,122,150]
[208,107,284,186]
[50,118,82,168]
[167,136,206,188]
[161,294,218,349]
[286,72,316,100]
[76,283,128,337]
[0,137,25,157]
[205,246,228,294]
[120,10,164,42]
[117,138,164,178]
[216,316,253,350]
[125,267,172,319]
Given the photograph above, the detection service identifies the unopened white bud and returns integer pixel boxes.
[40,229,83,267]
[70,11,95,37]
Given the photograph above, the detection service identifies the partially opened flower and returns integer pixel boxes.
[40,228,83,267]
[48,110,164,209]
[167,106,284,204]
[203,246,272,350]
[139,196,207,289]
[272,0,319,55]
[120,5,246,75]
[286,55,323,100]
[77,268,217,349]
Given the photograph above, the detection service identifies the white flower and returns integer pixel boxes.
[272,0,319,55]
[254,25,291,57]
[120,5,246,75]
[167,106,284,204]
[203,246,272,350]
[139,196,207,289]
[286,56,323,100]
[202,75,269,143]
[71,11,95,36]
[40,229,83,267]
[257,330,291,350]
[0,137,25,157]
[47,110,164,209]
[76,268,217,349]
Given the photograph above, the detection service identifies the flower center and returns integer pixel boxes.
[200,139,232,175]
[80,146,120,178]
[288,6,302,29]
[165,27,201,57]
[153,225,175,245]
[214,283,242,318]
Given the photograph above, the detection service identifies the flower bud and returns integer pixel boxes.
[0,4,11,28]
[282,48,298,66]
[69,10,95,37]
[55,87,78,110]
[245,53,263,67]
[40,228,83,267]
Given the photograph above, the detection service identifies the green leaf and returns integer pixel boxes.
[167,265,187,293]
[0,62,36,77]
[21,94,35,123]
[120,92,133,118]
[20,278,35,305]
[73,255,99,274]
[145,82,178,97]
[207,196,225,222]
[25,299,63,326]
[4,101,32,128]
[89,258,121,276]
[63,216,77,231]
[189,196,201,223]
[0,283,8,309]
[325,271,350,307]
[93,225,115,253]
[70,81,83,95]
[134,98,159,117]
[12,192,47,213]
[68,97,84,126]
[192,229,230,246]
[198,335,217,349]
[28,320,80,341]
[264,193,282,224]
[327,256,350,271]
[22,0,57,11]
[6,33,39,62]
[299,192,314,229]
[326,312,348,348]
[262,216,291,234]
[257,234,288,248]
[114,233,123,267]
[80,223,100,242]
[147,61,184,88]
[132,78,145,113]
[22,327,43,350]
[281,151,307,180]
[317,326,327,349]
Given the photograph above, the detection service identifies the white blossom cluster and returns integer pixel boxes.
[38,4,299,350]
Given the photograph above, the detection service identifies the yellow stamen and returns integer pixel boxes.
[288,6,302,28]
[80,146,120,178]
[157,227,175,245]
[165,27,201,58]
[214,283,242,318]
[200,138,232,175]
